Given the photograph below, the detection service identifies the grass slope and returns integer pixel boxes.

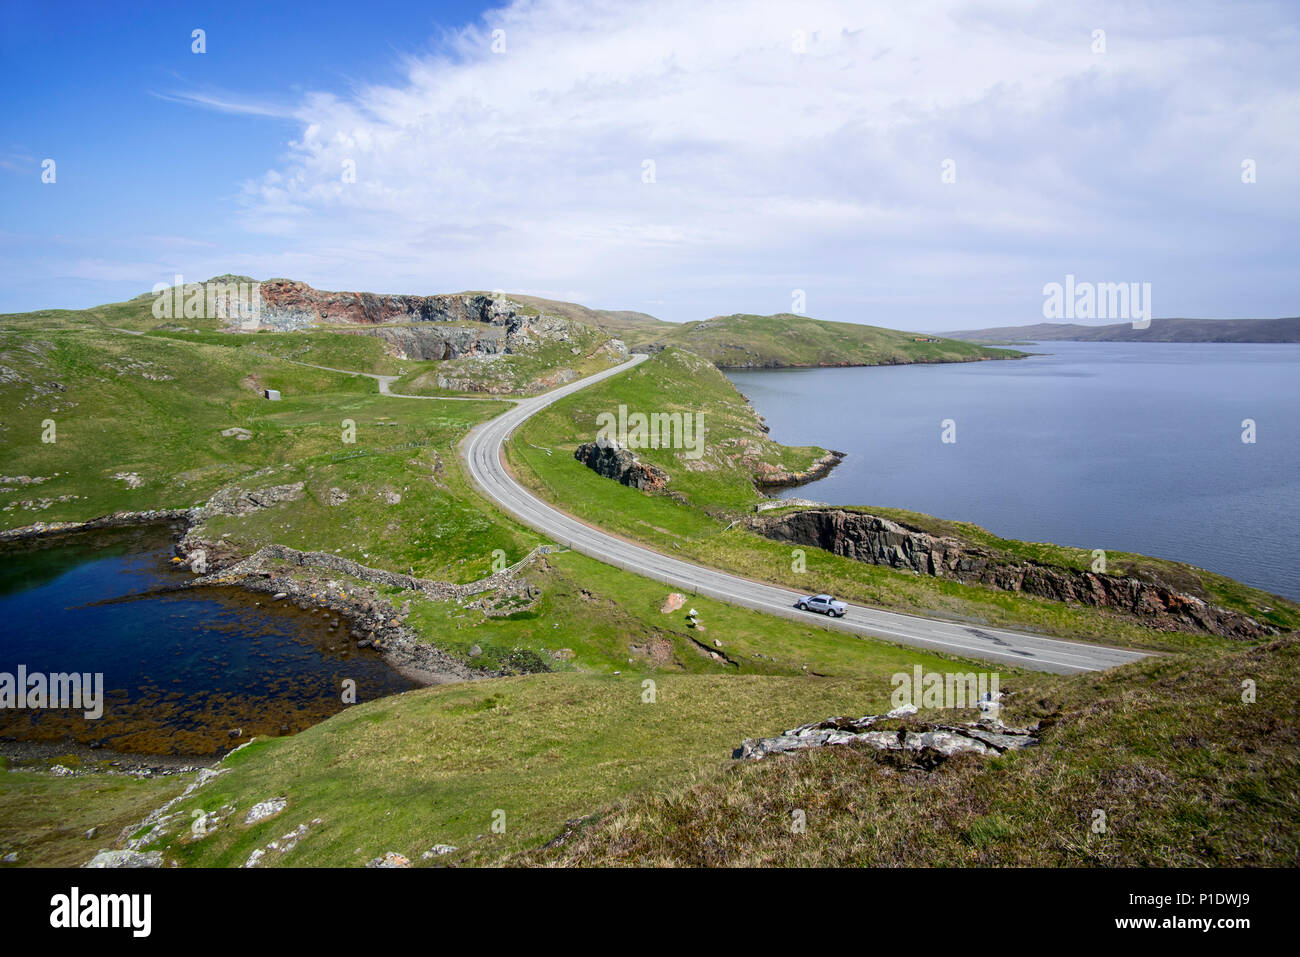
[515,635,1300,867]
[650,313,1026,367]
[0,759,192,868]
[125,662,974,868]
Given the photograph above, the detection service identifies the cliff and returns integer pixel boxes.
[748,508,1275,640]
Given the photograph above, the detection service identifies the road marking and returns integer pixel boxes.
[458,354,1149,674]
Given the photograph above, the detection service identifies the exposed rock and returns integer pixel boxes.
[739,711,1038,763]
[84,849,163,868]
[748,508,1274,640]
[660,593,685,613]
[367,851,412,868]
[754,497,827,512]
[112,472,144,489]
[327,487,349,506]
[574,435,670,491]
[751,452,844,489]
[204,482,305,517]
[220,427,253,440]
[421,845,458,858]
[244,797,287,825]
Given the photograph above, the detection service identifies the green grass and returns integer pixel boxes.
[403,548,994,678]
[508,351,1292,651]
[0,769,193,867]
[515,348,829,512]
[0,325,542,582]
[146,327,417,376]
[647,313,1026,368]
[514,634,1300,867]
[125,665,974,867]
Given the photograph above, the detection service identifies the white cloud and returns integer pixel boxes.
[192,0,1299,325]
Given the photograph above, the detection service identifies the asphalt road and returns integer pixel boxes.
[463,354,1148,674]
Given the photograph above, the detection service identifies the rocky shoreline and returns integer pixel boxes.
[752,450,845,490]
[0,500,550,689]
[748,507,1276,640]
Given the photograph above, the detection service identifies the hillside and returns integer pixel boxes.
[514,633,1300,866]
[949,316,1300,343]
[508,350,1297,650]
[647,313,1025,367]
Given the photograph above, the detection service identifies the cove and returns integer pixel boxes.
[0,522,417,757]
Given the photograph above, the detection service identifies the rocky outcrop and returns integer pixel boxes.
[752,451,844,489]
[178,539,560,683]
[574,436,670,491]
[251,282,586,355]
[0,508,191,543]
[740,710,1037,765]
[748,508,1274,640]
[346,324,508,360]
[204,482,305,517]
[255,281,519,330]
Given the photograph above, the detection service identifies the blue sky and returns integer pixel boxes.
[2,0,1297,328]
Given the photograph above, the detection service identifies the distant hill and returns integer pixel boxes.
[948,317,1300,343]
[1,281,1027,369]
[645,313,1024,368]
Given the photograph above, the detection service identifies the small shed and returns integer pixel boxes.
[264,389,281,401]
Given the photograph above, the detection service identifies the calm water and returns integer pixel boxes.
[0,524,416,755]
[727,342,1300,600]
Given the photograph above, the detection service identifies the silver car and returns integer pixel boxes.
[796,594,847,617]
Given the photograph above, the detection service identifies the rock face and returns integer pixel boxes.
[250,281,584,357]
[574,436,670,491]
[748,508,1273,640]
[256,281,519,330]
[740,711,1037,764]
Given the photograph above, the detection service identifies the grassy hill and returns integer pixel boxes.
[646,313,1026,368]
[514,634,1300,867]
[949,316,1300,343]
[508,351,1296,649]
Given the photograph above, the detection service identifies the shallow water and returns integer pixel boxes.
[0,523,417,756]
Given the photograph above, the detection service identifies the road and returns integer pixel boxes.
[462,354,1148,674]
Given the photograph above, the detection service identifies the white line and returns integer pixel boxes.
[459,354,1150,675]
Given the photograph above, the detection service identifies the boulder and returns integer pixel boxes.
[84,850,163,869]
[574,436,669,491]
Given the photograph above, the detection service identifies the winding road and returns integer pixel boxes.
[462,354,1148,674]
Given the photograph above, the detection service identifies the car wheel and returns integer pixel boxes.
[797,602,807,610]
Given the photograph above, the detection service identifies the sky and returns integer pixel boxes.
[1,0,1297,329]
